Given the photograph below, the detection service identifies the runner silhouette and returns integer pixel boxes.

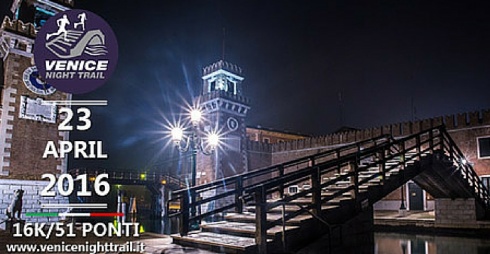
[46,14,70,41]
[74,13,87,31]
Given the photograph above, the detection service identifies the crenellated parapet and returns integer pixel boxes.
[246,140,272,153]
[0,16,36,59]
[1,16,37,39]
[203,60,242,76]
[263,109,490,153]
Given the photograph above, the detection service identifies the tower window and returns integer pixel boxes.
[478,137,490,159]
[216,78,227,91]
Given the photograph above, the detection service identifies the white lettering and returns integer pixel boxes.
[44,60,109,71]
[45,60,56,71]
[42,141,58,158]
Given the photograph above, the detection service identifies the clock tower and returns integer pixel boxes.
[0,0,73,179]
[195,60,250,184]
[0,0,73,226]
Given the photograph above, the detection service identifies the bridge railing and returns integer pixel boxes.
[168,134,393,235]
[439,129,490,208]
[170,124,490,251]
[70,168,185,188]
[247,126,490,251]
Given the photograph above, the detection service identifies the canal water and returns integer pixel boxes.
[297,231,490,254]
[142,218,490,254]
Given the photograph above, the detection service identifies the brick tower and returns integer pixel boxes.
[195,60,250,185]
[0,0,73,179]
[0,0,73,224]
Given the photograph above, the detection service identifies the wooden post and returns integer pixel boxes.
[311,166,321,216]
[235,176,243,213]
[351,162,359,205]
[255,186,268,254]
[180,194,190,236]
[378,150,386,185]
[428,129,434,153]
[416,135,421,160]
[278,165,284,199]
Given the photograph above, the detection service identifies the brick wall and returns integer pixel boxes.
[435,198,484,228]
[0,48,70,180]
[245,109,490,178]
[0,179,68,228]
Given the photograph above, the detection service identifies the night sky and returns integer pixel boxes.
[1,0,490,170]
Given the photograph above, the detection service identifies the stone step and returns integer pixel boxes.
[245,204,339,214]
[172,231,264,254]
[225,212,313,226]
[201,221,300,239]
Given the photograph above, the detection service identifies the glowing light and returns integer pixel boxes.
[161,179,167,185]
[89,176,96,182]
[207,133,220,148]
[171,127,183,142]
[461,158,468,165]
[190,109,202,124]
[140,173,147,180]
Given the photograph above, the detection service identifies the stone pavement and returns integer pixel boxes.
[140,233,218,254]
[374,210,435,221]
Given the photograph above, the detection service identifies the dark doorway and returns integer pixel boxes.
[408,182,423,210]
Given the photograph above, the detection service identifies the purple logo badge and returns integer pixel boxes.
[34,10,118,94]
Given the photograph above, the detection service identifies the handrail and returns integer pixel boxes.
[250,126,490,233]
[171,124,490,248]
[439,130,490,207]
[169,133,392,234]
[171,134,392,196]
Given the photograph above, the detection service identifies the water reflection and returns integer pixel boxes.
[298,231,490,254]
[140,216,490,254]
[375,232,490,254]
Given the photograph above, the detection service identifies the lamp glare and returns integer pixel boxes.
[190,109,202,124]
[171,127,183,142]
[208,133,220,147]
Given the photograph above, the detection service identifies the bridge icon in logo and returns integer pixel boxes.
[45,12,108,59]
[34,9,118,94]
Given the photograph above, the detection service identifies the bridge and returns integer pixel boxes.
[67,168,185,217]
[168,126,490,253]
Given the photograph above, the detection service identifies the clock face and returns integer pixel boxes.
[227,117,239,131]
[23,66,56,95]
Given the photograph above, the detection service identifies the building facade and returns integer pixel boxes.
[194,60,490,213]
[194,60,250,185]
[245,110,490,211]
[0,0,73,224]
[246,126,309,144]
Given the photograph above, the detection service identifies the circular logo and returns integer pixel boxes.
[23,66,57,95]
[34,9,118,94]
[227,117,239,131]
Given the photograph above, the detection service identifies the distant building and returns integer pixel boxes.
[192,59,490,213]
[246,126,309,144]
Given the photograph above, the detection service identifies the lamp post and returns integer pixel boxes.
[399,184,407,216]
[170,109,219,223]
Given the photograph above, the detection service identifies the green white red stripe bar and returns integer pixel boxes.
[26,212,123,217]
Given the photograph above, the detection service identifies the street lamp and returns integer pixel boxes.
[170,108,219,224]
